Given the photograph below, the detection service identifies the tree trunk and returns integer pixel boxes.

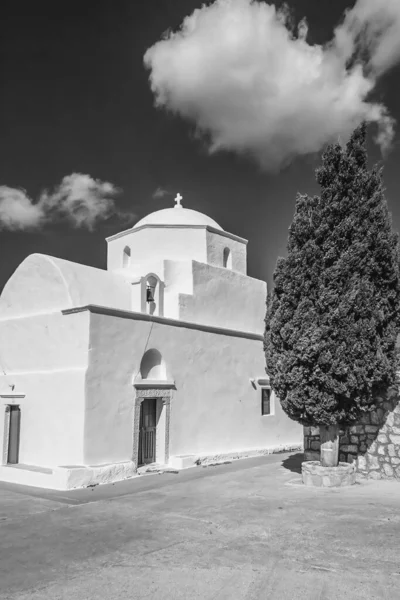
[319,425,339,467]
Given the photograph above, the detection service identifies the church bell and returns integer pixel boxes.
[146,286,155,303]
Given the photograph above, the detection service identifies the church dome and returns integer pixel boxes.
[133,204,223,231]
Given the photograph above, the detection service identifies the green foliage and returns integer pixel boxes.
[265,124,400,426]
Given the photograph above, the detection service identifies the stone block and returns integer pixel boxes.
[340,436,350,446]
[341,445,358,453]
[360,413,370,425]
[383,463,394,478]
[368,471,382,480]
[302,461,356,488]
[377,434,388,444]
[347,454,357,464]
[339,454,346,462]
[378,446,386,456]
[388,444,396,457]
[310,441,320,451]
[359,443,367,453]
[390,457,400,465]
[370,412,381,425]
[389,434,400,445]
[350,435,359,444]
[312,475,322,487]
[304,450,320,461]
[385,401,396,412]
[368,455,380,469]
[391,426,400,435]
[394,414,400,426]
[304,427,311,435]
[365,425,379,433]
[310,426,319,436]
[368,441,377,454]
[349,425,364,434]
[386,413,395,428]
[357,456,367,471]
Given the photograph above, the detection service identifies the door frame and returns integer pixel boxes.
[133,387,172,469]
[138,397,157,466]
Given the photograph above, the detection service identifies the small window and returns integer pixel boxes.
[261,388,271,416]
[123,246,131,268]
[223,247,232,269]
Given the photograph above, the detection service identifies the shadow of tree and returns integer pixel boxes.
[282,452,304,474]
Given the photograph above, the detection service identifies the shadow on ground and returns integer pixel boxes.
[281,452,304,474]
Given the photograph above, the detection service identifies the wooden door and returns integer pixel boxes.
[138,399,157,466]
[7,406,21,465]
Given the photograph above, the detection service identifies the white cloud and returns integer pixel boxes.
[0,173,122,231]
[333,0,400,77]
[0,187,44,231]
[152,186,169,199]
[40,174,120,231]
[144,0,400,171]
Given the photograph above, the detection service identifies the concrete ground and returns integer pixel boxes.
[0,452,399,600]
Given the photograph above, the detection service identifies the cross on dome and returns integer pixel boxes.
[174,193,183,208]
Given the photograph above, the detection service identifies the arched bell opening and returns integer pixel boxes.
[140,273,164,316]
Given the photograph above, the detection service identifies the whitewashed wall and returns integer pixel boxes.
[83,311,301,465]
[0,311,89,467]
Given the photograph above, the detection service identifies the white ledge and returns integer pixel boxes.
[62,304,264,341]
[106,224,248,245]
[133,379,176,389]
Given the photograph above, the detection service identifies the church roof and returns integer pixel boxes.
[133,205,223,231]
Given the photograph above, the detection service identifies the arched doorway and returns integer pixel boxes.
[133,349,173,468]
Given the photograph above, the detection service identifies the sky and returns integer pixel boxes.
[1,0,400,292]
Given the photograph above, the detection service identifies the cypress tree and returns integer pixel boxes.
[264,124,400,467]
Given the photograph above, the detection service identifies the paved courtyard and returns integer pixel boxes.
[0,452,399,600]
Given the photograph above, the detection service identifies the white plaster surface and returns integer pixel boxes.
[107,227,208,274]
[133,206,223,230]
[206,229,247,274]
[0,204,302,490]
[83,311,302,467]
[0,311,90,467]
[0,254,131,318]
[178,261,266,334]
[0,460,137,490]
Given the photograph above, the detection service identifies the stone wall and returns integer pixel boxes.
[304,389,400,480]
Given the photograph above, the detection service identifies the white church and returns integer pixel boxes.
[0,196,302,489]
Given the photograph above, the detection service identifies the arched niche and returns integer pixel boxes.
[123,246,131,268]
[139,349,167,380]
[140,273,164,317]
[223,247,232,269]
